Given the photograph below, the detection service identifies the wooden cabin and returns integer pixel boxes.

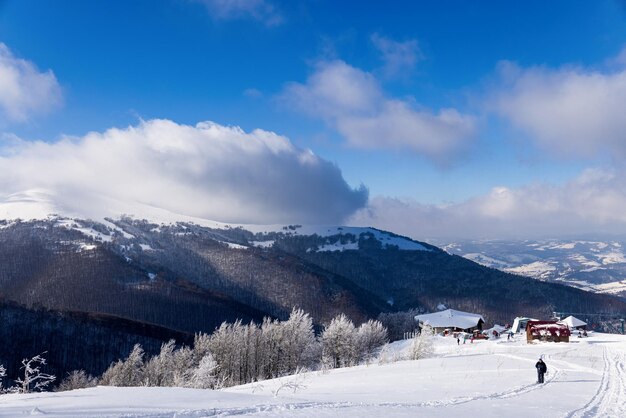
[526,320,570,343]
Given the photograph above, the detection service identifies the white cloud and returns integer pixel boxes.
[371,33,423,79]
[0,119,367,224]
[350,168,626,240]
[0,43,62,122]
[489,59,626,158]
[195,0,283,26]
[281,60,476,163]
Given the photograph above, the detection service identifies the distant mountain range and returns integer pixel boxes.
[1,193,626,380]
[438,239,626,299]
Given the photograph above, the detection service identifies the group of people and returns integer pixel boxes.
[456,335,474,345]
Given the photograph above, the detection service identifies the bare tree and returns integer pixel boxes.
[272,366,309,397]
[14,353,56,393]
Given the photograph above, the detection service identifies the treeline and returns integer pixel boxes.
[1,309,388,393]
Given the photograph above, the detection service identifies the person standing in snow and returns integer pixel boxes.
[535,357,547,383]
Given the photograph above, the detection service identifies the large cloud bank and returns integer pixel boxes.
[0,119,367,224]
[0,43,62,123]
[351,168,626,240]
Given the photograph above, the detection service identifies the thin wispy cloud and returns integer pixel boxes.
[371,33,423,79]
[195,0,283,26]
[0,43,62,123]
[280,60,476,164]
[0,119,367,224]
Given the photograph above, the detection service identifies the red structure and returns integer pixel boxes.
[526,320,570,343]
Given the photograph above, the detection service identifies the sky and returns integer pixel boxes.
[2,0,626,239]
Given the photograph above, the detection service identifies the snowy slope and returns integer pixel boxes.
[2,332,625,417]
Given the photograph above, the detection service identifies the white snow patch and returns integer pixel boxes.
[221,241,248,250]
[251,240,275,248]
[463,253,512,268]
[317,241,359,252]
[549,242,577,250]
[597,251,626,265]
[78,243,97,251]
[505,261,556,279]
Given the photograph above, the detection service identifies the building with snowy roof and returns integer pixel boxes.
[415,309,485,333]
[557,315,587,330]
[526,320,570,343]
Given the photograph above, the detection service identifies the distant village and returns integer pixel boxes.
[414,308,596,343]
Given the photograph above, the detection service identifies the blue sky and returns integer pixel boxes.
[2,0,626,238]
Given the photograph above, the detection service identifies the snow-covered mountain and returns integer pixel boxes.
[3,190,626,382]
[439,239,626,299]
[0,189,429,252]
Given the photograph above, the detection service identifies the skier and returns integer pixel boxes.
[457,337,460,345]
[535,357,547,384]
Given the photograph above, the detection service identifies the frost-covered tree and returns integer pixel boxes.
[0,364,6,392]
[321,314,357,369]
[206,320,260,386]
[100,344,145,387]
[409,328,434,360]
[170,346,195,387]
[258,317,282,379]
[56,370,98,391]
[143,340,178,387]
[356,319,388,362]
[190,354,218,389]
[14,353,56,393]
[280,308,317,374]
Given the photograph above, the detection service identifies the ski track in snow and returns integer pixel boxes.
[4,335,626,417]
[112,354,566,417]
[565,346,626,418]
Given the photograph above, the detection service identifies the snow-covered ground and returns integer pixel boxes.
[2,332,625,417]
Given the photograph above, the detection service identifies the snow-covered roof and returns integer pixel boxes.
[415,309,484,330]
[558,315,587,328]
[511,317,537,333]
[484,324,507,334]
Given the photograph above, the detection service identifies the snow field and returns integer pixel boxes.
[1,333,625,417]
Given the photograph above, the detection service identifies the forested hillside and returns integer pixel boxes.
[1,217,626,382]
